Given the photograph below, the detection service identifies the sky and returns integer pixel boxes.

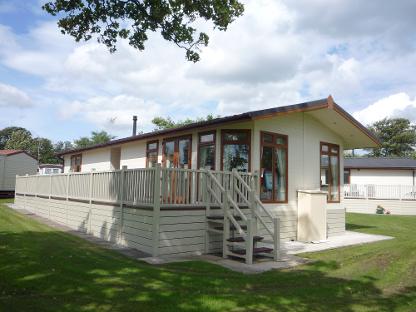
[1,0,416,143]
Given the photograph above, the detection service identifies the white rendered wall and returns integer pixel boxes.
[349,169,414,185]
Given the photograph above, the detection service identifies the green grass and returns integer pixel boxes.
[0,200,415,312]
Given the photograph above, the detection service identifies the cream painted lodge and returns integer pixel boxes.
[14,96,380,264]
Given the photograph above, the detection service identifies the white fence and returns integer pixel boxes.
[344,184,416,200]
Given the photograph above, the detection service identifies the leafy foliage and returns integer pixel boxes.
[73,130,115,148]
[368,118,416,157]
[4,130,58,164]
[43,0,244,62]
[152,114,219,130]
[0,127,31,149]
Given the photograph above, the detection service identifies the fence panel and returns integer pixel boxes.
[68,173,90,200]
[124,168,155,205]
[51,174,67,197]
[344,184,416,200]
[92,171,121,202]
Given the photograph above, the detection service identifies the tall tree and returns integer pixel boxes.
[43,0,244,62]
[368,118,416,157]
[0,127,31,149]
[54,140,74,154]
[4,130,34,153]
[152,114,218,130]
[74,131,115,148]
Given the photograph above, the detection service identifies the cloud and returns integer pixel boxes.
[0,82,31,108]
[1,0,416,140]
[353,93,416,126]
[60,95,162,134]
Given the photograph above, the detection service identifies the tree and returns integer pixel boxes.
[54,140,74,154]
[0,127,31,149]
[152,114,219,130]
[5,130,34,153]
[367,118,416,157]
[74,131,115,148]
[42,0,244,62]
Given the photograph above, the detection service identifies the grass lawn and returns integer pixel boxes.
[0,200,415,312]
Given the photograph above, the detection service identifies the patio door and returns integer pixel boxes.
[162,136,192,203]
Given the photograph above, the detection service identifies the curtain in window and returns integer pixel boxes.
[275,147,286,201]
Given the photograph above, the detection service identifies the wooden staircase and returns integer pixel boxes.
[204,169,280,264]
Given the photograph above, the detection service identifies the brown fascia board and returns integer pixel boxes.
[328,97,382,147]
[57,96,379,156]
[345,166,416,170]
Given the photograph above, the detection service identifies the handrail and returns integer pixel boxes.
[207,171,226,193]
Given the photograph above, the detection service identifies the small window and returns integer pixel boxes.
[221,130,251,172]
[344,169,351,184]
[198,131,216,170]
[70,154,82,172]
[320,142,340,202]
[146,140,159,168]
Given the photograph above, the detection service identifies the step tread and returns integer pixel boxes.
[231,247,274,255]
[214,224,247,231]
[227,236,264,243]
[207,215,243,221]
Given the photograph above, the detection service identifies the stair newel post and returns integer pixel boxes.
[202,169,210,254]
[249,176,258,234]
[152,164,162,258]
[273,217,280,261]
[222,189,230,259]
[231,168,237,204]
[246,218,254,265]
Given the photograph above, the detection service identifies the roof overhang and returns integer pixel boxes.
[58,95,380,156]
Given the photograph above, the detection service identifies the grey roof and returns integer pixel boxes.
[344,157,416,169]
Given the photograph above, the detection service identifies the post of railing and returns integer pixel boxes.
[202,170,210,254]
[152,164,161,257]
[273,217,280,261]
[222,190,230,259]
[249,177,258,233]
[88,171,94,234]
[231,168,237,202]
[118,166,127,244]
[48,174,52,219]
[65,173,70,225]
[246,218,254,265]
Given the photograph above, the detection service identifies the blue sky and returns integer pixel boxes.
[1,0,416,143]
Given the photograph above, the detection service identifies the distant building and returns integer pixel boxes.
[0,150,37,197]
[38,164,64,175]
[344,157,416,185]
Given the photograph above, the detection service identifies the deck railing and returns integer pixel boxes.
[15,165,254,208]
[344,184,416,200]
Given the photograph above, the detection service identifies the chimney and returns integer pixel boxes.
[132,115,137,136]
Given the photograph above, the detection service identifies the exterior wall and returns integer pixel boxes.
[327,208,345,237]
[344,198,416,215]
[349,169,414,185]
[0,153,37,190]
[14,195,154,255]
[64,148,112,173]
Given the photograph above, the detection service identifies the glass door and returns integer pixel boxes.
[162,136,192,203]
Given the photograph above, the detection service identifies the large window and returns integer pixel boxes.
[198,131,216,170]
[162,136,192,169]
[260,132,288,203]
[320,142,340,202]
[221,130,250,172]
[70,154,82,172]
[146,140,159,168]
